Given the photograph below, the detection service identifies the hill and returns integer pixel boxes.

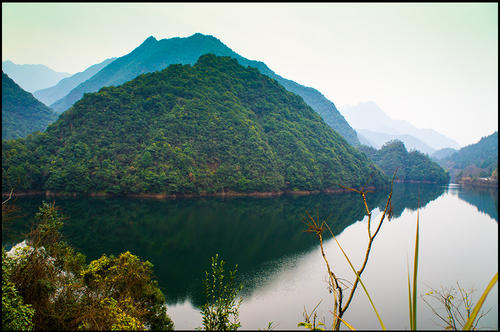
[440,131,498,181]
[49,33,360,145]
[33,57,116,106]
[341,101,460,151]
[2,72,58,140]
[2,60,71,93]
[359,140,450,184]
[2,54,386,195]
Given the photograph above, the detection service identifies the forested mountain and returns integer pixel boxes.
[33,57,116,106]
[341,101,460,151]
[359,140,449,183]
[2,72,58,140]
[2,55,386,195]
[439,131,498,181]
[49,33,360,145]
[2,60,71,93]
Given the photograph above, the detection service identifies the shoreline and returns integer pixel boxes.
[2,187,380,200]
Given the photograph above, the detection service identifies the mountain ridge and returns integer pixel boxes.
[341,101,460,150]
[2,60,71,93]
[49,33,360,145]
[33,57,116,106]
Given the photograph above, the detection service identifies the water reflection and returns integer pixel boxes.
[456,186,498,221]
[2,183,448,307]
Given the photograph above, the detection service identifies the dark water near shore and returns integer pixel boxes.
[3,183,497,330]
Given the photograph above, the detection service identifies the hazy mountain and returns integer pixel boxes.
[341,101,460,150]
[33,57,116,106]
[2,60,71,93]
[2,72,58,140]
[49,33,360,145]
[357,128,437,155]
[439,131,498,181]
[431,147,458,161]
[2,55,386,194]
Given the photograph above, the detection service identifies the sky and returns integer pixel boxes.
[2,3,498,147]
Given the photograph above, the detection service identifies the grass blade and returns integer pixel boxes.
[407,258,413,329]
[463,272,498,330]
[411,209,420,330]
[333,312,356,330]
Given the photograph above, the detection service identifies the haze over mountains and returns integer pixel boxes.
[33,57,116,106]
[341,101,461,153]
[47,33,360,145]
[2,60,71,93]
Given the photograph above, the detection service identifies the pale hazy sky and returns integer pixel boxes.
[2,3,498,147]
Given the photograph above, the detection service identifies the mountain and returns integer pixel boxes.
[2,60,71,93]
[357,128,437,155]
[2,72,58,140]
[49,33,360,145]
[2,55,387,195]
[33,57,116,106]
[431,147,458,161]
[439,131,498,181]
[341,101,460,150]
[359,140,450,184]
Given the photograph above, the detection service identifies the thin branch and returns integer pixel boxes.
[2,188,14,205]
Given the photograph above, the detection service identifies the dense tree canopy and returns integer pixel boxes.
[2,72,58,140]
[359,140,449,183]
[2,54,387,195]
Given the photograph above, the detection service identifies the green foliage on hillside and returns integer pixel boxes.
[2,54,387,195]
[2,72,58,140]
[359,140,449,183]
[440,132,498,181]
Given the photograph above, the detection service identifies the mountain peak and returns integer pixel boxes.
[140,35,157,46]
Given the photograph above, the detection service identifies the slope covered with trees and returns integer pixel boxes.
[49,33,360,145]
[2,72,59,140]
[359,140,449,183]
[2,54,386,195]
[439,131,498,181]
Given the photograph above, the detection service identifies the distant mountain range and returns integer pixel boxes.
[341,101,461,152]
[356,128,437,155]
[2,72,58,140]
[48,33,360,145]
[33,57,116,106]
[2,60,71,93]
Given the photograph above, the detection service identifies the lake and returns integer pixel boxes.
[2,183,497,330]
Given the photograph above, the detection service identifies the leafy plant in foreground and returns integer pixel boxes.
[200,254,243,330]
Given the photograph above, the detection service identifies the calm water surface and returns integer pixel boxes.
[3,183,497,330]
